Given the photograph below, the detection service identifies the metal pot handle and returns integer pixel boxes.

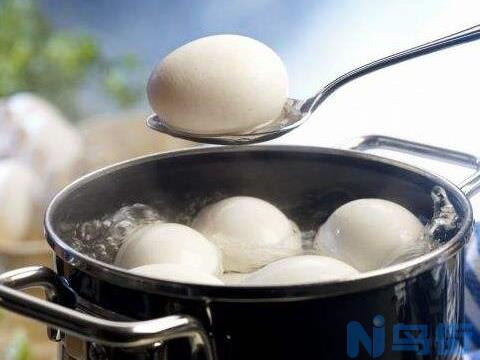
[340,135,480,198]
[0,265,214,359]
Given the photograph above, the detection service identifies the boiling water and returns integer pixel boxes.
[63,192,227,263]
[66,204,163,263]
[63,186,459,269]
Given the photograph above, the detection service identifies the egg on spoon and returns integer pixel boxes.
[314,199,425,272]
[131,264,223,285]
[243,255,359,286]
[115,222,222,275]
[147,34,288,135]
[192,196,302,273]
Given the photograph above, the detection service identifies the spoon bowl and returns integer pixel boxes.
[147,98,306,145]
[147,25,480,145]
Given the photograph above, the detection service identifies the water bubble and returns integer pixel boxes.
[385,186,460,267]
[62,188,460,270]
[64,203,162,263]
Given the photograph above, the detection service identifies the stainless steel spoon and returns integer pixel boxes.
[147,25,480,145]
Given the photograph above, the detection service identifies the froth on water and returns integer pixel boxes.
[62,186,460,269]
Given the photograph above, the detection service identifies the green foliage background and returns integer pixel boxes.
[0,0,141,119]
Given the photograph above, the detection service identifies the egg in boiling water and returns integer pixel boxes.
[131,264,223,285]
[115,222,222,274]
[314,199,424,272]
[219,272,251,285]
[243,255,359,285]
[192,196,302,273]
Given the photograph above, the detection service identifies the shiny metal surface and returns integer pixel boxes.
[0,265,63,341]
[0,266,213,359]
[342,134,480,198]
[146,25,480,145]
[42,145,473,301]
[0,141,474,359]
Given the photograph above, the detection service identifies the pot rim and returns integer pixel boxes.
[44,145,473,302]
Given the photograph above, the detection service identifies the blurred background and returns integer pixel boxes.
[0,0,479,358]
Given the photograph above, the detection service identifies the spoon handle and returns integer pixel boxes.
[306,24,480,113]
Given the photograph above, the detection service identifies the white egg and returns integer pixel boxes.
[0,160,36,243]
[147,34,288,135]
[131,264,223,285]
[192,196,302,272]
[115,222,222,275]
[314,199,424,272]
[243,255,359,286]
[3,93,84,193]
[218,272,251,285]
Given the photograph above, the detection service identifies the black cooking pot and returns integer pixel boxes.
[0,135,479,360]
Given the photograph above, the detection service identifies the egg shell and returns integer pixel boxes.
[218,272,251,285]
[0,160,36,243]
[314,199,424,272]
[192,196,302,272]
[147,34,288,135]
[131,264,223,285]
[5,93,84,194]
[115,222,222,275]
[243,255,359,286]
